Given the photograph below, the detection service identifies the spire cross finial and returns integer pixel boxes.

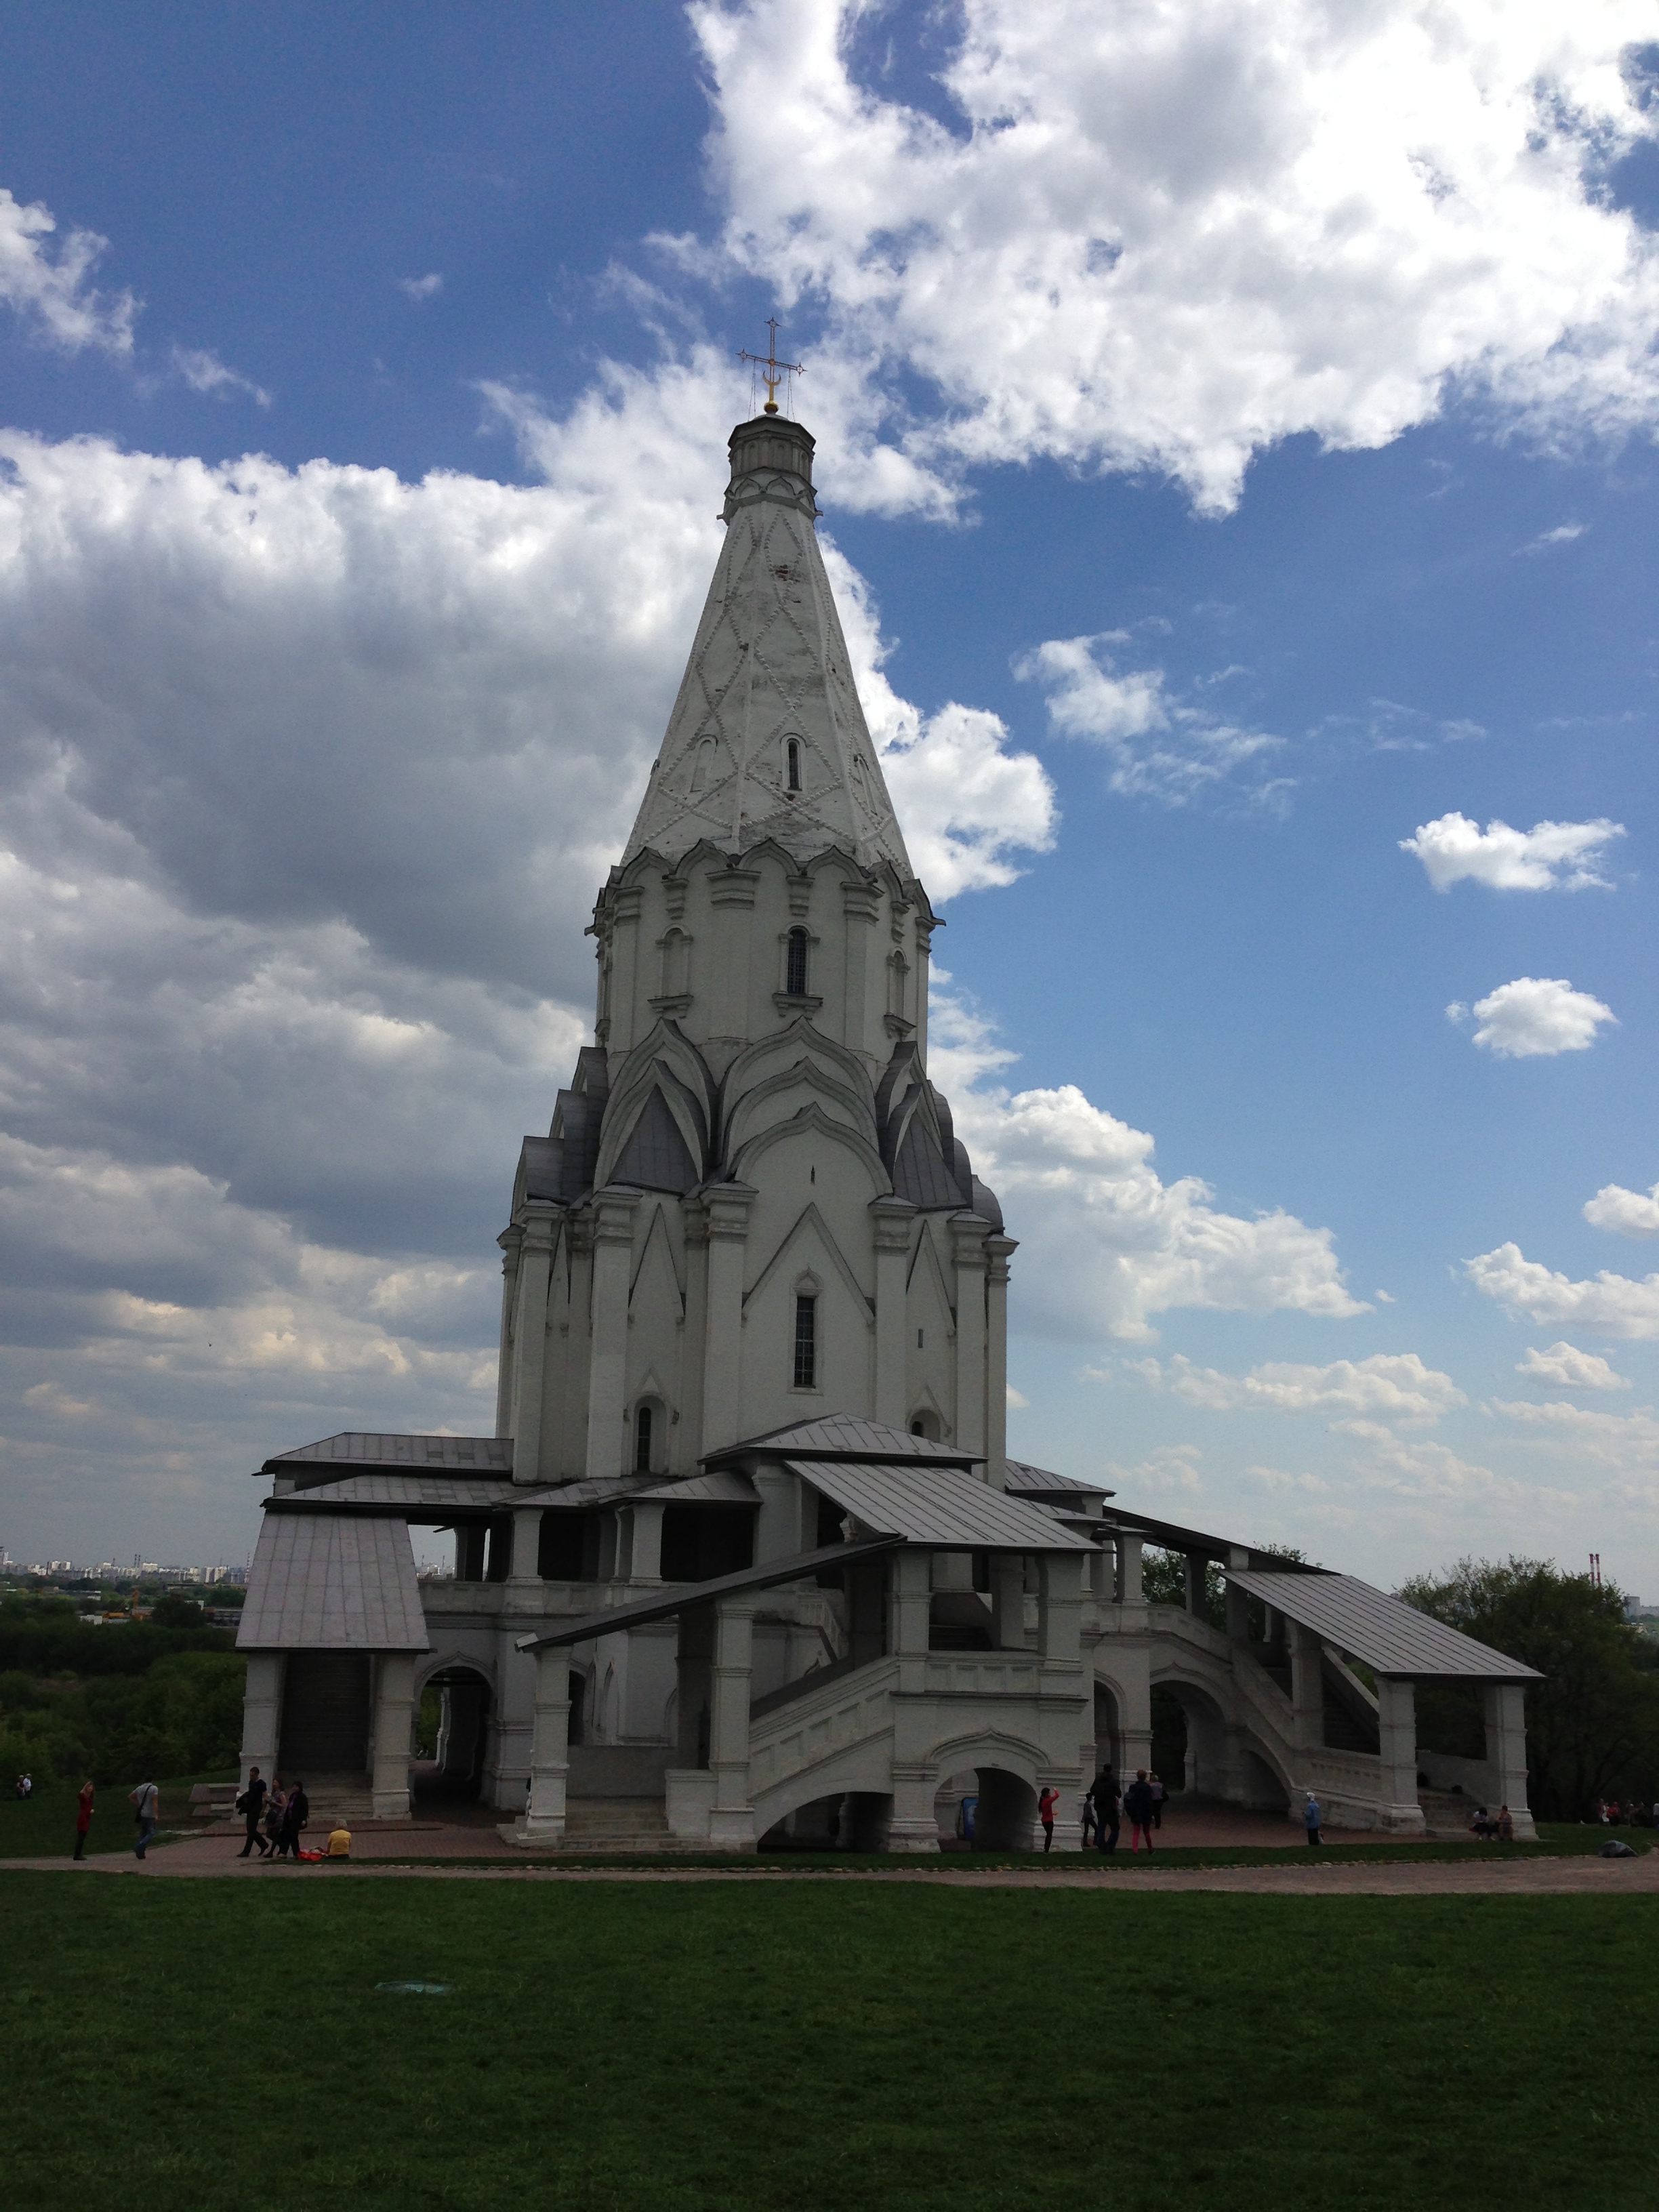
[739,317,803,415]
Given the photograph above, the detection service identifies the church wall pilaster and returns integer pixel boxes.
[495,1226,522,1441]
[584,1188,642,1481]
[700,1183,756,1454]
[708,863,759,1044]
[509,1205,558,1484]
[949,1214,991,1463]
[678,1200,711,1469]
[983,1233,1017,1490]
[841,879,879,1061]
[871,1197,918,1430]
[606,883,645,1058]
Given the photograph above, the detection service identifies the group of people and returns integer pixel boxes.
[1063,1766,1164,1853]
[235,1767,311,1859]
[1469,1805,1518,1840]
[1594,1799,1659,1827]
[14,1771,33,1799]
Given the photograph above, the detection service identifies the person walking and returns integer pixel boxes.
[262,1779,287,1859]
[1088,1767,1120,1853]
[1125,1769,1155,1854]
[129,1778,159,1859]
[73,1779,94,1860]
[1303,1790,1322,1847]
[1038,1785,1059,1853]
[279,1778,309,1860]
[1149,1772,1166,1830]
[237,1767,270,1858]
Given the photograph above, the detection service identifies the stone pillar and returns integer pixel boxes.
[1483,1682,1537,1839]
[1038,1555,1084,1664]
[584,1188,640,1481]
[1183,1552,1208,1617]
[1375,1676,1426,1833]
[239,1652,283,1785]
[983,1235,1017,1490]
[515,1645,571,1842]
[370,1653,417,1820]
[1118,1534,1145,1609]
[509,1507,544,1582]
[455,1522,488,1582]
[628,1500,665,1583]
[1288,1620,1324,1753]
[871,1196,916,1431]
[679,1202,710,1467]
[888,1548,931,1656]
[510,1204,558,1485]
[701,1183,756,1456]
[752,1466,803,1565]
[708,1598,756,1851]
[949,1216,990,1460]
[995,1565,1035,1654]
[842,880,880,1052]
[1225,1574,1250,1643]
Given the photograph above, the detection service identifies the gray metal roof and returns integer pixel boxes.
[712,1413,980,1467]
[1005,1459,1113,1500]
[1228,1570,1541,1681]
[266,1471,523,1512]
[631,1469,758,1504]
[238,1511,430,1652]
[261,1432,513,1479]
[792,1460,1095,1551]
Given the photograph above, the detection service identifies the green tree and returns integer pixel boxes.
[1399,1557,1659,1819]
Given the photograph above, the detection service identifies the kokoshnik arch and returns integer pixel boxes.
[237,406,1540,1851]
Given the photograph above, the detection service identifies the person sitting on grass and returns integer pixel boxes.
[1471,1806,1498,1839]
[1497,1805,1515,1841]
[325,1823,352,1860]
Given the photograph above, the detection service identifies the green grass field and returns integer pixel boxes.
[0,1771,232,1857]
[5,1874,1657,2211]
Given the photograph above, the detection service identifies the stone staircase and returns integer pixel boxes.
[499,1795,710,1855]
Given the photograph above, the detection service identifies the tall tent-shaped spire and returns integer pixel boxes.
[623,415,914,880]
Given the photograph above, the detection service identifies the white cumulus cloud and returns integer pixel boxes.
[1467,1244,1659,1340]
[1401,811,1624,890]
[1584,1181,1659,1238]
[930,990,1367,1344]
[1452,977,1616,1057]
[397,274,444,301]
[1141,1350,1465,1422]
[694,0,1659,512]
[1014,632,1283,804]
[1515,1341,1631,1391]
[171,346,271,407]
[0,185,135,354]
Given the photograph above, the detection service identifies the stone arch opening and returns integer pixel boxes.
[414,1664,492,1807]
[1151,1677,1229,1799]
[757,1790,891,1852]
[934,1763,1040,1851]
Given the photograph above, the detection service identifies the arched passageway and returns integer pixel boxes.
[414,1666,493,1806]
[934,1765,1039,1851]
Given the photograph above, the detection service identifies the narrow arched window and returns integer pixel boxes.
[634,1403,653,1473]
[785,737,801,792]
[786,927,809,998]
[793,1294,817,1389]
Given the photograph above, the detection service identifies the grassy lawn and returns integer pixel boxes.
[5,1876,1658,2210]
[0,1772,234,1858]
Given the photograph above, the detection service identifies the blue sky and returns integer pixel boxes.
[1,1,1656,1589]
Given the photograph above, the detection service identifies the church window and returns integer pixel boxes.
[793,1294,817,1389]
[917,1328,924,1349]
[910,1419,924,1436]
[634,1403,653,1473]
[785,927,809,998]
[785,737,801,792]
[691,736,718,793]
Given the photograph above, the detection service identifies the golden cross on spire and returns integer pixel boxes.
[739,317,803,415]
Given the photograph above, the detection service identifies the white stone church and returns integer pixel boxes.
[238,404,1538,1850]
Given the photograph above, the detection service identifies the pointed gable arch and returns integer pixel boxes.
[726,1100,891,1198]
[610,1088,699,1194]
[742,1200,876,1326]
[905,1216,958,1324]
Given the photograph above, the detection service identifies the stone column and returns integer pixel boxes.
[949,1215,991,1459]
[842,880,880,1053]
[1288,1620,1324,1753]
[510,1204,558,1485]
[700,1183,756,1455]
[708,1597,756,1851]
[679,1200,710,1467]
[1375,1676,1426,1833]
[1183,1552,1208,1618]
[583,1187,640,1481]
[239,1652,283,1785]
[1483,1682,1537,1839]
[888,1547,931,1658]
[871,1196,916,1430]
[983,1234,1016,1490]
[1118,1534,1145,1610]
[995,1565,1035,1654]
[1225,1574,1251,1643]
[752,1466,803,1564]
[628,1500,665,1583]
[509,1507,544,1582]
[370,1653,417,1820]
[1038,1555,1084,1664]
[516,1645,571,1842]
